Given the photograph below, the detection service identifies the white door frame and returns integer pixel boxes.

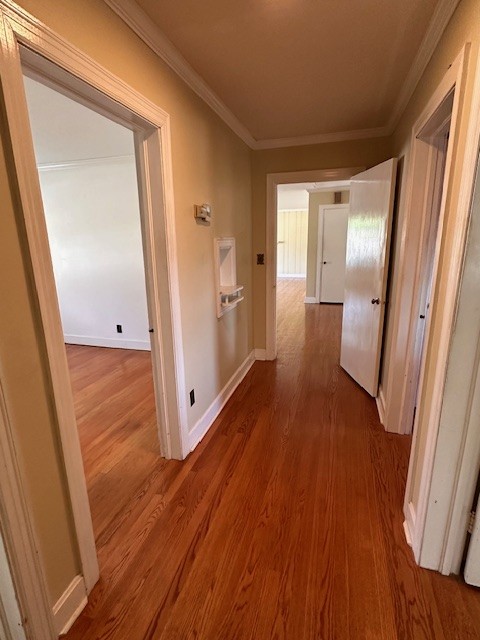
[315,203,349,303]
[266,168,363,360]
[0,0,188,615]
[418,46,480,576]
[398,43,480,573]
[383,50,466,438]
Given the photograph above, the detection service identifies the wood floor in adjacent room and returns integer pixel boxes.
[65,278,480,640]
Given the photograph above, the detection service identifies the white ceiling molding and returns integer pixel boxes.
[105,0,460,151]
[386,0,461,132]
[254,126,390,150]
[37,154,135,171]
[103,0,256,148]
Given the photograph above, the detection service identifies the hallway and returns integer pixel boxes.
[65,279,480,640]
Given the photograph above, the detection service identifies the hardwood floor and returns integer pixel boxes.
[65,279,480,640]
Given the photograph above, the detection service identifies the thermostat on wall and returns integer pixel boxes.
[194,203,212,224]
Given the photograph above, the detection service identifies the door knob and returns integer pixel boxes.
[323,261,331,265]
[371,298,380,305]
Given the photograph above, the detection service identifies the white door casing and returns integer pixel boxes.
[265,168,364,360]
[0,0,188,616]
[340,159,398,397]
[317,205,349,303]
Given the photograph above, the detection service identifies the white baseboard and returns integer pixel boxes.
[304,296,318,304]
[403,520,412,547]
[189,351,256,451]
[404,501,416,552]
[376,385,386,425]
[254,348,266,361]
[53,575,87,636]
[64,335,151,351]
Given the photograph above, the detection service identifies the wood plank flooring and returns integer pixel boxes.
[65,278,480,640]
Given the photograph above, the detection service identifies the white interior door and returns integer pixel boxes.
[319,205,349,302]
[340,158,397,396]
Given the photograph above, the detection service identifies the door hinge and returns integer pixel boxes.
[468,510,476,535]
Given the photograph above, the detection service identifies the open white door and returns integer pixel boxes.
[340,158,397,396]
[319,205,349,303]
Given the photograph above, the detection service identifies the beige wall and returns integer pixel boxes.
[1,0,252,604]
[2,0,478,611]
[251,137,392,348]
[379,0,480,511]
[305,191,350,298]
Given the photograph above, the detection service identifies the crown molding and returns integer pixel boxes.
[386,0,461,132]
[103,0,256,148]
[37,154,135,171]
[254,126,390,150]
[105,0,459,151]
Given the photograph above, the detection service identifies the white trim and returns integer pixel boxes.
[0,0,188,607]
[399,45,474,569]
[385,48,466,436]
[37,154,135,171]
[64,335,151,351]
[188,351,255,451]
[53,575,87,636]
[387,0,461,132]
[104,0,255,148]
[304,297,318,304]
[104,0,457,151]
[429,46,480,575]
[404,502,416,549]
[265,168,364,360]
[254,348,266,361]
[255,126,389,150]
[0,380,56,639]
[376,386,386,425]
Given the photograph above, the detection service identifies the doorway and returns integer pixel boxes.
[276,183,309,324]
[266,168,361,360]
[275,182,351,357]
[0,29,188,622]
[21,70,166,612]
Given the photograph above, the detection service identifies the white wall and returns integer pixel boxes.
[39,156,150,350]
[277,185,310,210]
[276,209,308,276]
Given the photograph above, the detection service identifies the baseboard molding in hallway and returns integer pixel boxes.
[53,575,87,636]
[188,350,256,451]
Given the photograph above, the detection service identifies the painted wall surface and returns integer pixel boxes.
[380,0,480,516]
[251,137,392,349]
[276,209,308,276]
[38,158,150,350]
[0,0,252,604]
[305,190,349,298]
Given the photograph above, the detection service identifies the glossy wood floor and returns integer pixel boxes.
[65,278,480,640]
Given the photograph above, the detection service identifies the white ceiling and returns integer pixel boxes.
[23,75,134,165]
[125,0,445,145]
